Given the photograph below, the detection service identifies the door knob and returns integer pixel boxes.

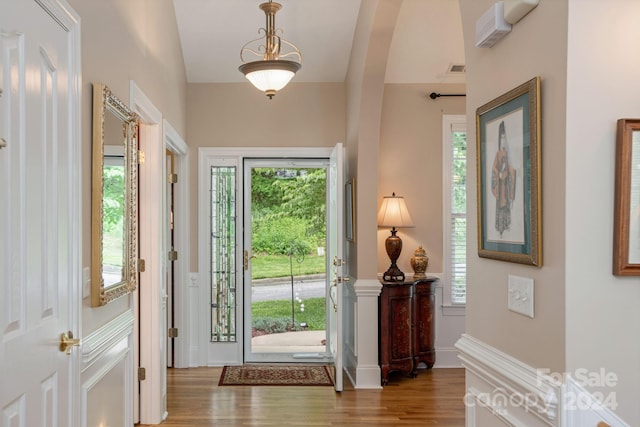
[59,331,80,354]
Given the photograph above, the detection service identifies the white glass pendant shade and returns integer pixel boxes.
[239,60,300,98]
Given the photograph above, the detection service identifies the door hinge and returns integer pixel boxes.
[168,173,178,184]
[138,259,146,272]
[168,327,179,338]
[138,150,145,164]
[168,250,178,261]
[138,367,146,381]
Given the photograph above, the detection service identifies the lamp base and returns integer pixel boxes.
[383,264,405,282]
[383,227,405,282]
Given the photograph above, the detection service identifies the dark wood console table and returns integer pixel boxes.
[379,277,437,385]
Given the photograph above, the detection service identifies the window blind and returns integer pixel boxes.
[450,130,467,304]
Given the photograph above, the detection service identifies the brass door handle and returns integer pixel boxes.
[59,331,80,355]
[244,250,257,270]
[329,287,338,312]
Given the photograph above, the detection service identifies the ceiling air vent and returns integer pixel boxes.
[448,64,466,74]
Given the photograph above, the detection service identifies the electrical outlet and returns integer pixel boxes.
[508,275,534,318]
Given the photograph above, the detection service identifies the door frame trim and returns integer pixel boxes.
[130,81,165,424]
[198,147,333,366]
[162,120,189,369]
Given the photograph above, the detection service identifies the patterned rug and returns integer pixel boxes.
[218,365,334,386]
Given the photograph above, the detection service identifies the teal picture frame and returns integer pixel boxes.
[476,77,542,266]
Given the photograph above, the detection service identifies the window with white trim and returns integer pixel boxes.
[443,115,467,305]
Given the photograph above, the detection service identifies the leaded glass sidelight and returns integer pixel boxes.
[210,166,237,342]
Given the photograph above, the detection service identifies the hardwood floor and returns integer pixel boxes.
[138,367,466,426]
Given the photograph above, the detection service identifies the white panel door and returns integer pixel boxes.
[0,1,80,426]
[327,143,344,391]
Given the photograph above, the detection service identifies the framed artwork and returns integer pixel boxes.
[476,76,542,266]
[345,179,356,242]
[613,119,640,275]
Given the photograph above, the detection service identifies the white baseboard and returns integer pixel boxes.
[353,364,383,389]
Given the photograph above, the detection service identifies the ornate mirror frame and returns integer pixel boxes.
[91,83,139,306]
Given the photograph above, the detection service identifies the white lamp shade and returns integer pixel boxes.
[239,59,301,96]
[377,194,414,228]
[245,68,295,92]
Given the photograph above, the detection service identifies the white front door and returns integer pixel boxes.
[0,0,81,425]
[198,147,344,368]
[243,158,329,364]
[327,143,344,391]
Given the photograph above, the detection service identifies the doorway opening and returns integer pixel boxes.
[199,145,344,388]
[243,160,328,362]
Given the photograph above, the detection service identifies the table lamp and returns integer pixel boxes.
[377,193,414,281]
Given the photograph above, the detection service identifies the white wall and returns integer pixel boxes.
[565,0,640,423]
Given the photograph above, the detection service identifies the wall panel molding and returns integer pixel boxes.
[81,310,134,371]
[563,376,629,427]
[350,279,382,389]
[80,311,134,427]
[456,334,560,426]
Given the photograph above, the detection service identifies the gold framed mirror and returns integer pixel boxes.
[91,83,139,306]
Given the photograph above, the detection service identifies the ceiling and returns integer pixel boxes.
[173,0,466,85]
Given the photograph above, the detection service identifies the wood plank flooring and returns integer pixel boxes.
[138,367,466,426]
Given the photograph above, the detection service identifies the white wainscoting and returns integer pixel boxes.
[349,279,383,389]
[563,376,629,427]
[456,334,561,427]
[433,279,465,368]
[81,311,134,427]
[343,277,357,386]
[188,272,200,367]
[456,334,629,427]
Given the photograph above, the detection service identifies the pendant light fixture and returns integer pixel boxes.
[239,0,302,99]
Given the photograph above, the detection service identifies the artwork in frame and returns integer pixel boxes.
[613,119,640,275]
[476,76,542,266]
[345,179,356,242]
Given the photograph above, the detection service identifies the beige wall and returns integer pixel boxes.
[345,0,403,280]
[69,0,188,334]
[459,0,567,372]
[461,0,640,422]
[565,1,640,422]
[186,82,346,271]
[377,83,466,275]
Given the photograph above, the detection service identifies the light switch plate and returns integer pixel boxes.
[508,275,534,318]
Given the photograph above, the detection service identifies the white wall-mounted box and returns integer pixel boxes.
[476,1,512,48]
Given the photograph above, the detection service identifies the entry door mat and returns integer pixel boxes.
[218,364,334,386]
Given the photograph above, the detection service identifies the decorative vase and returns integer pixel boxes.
[410,245,429,278]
